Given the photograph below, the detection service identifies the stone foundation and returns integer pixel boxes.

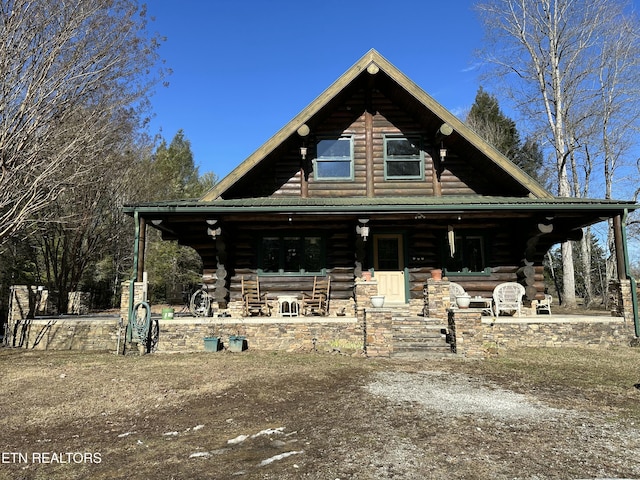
[9,317,121,351]
[5,280,639,357]
[155,316,362,354]
[447,308,632,356]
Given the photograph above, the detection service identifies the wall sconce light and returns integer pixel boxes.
[356,218,370,241]
[300,147,307,160]
[206,219,221,240]
[207,227,222,239]
[440,145,447,161]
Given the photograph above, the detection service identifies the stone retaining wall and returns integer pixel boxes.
[5,279,639,357]
[156,317,362,354]
[13,317,121,351]
[449,308,633,356]
[484,317,630,349]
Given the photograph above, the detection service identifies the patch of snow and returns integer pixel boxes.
[163,431,179,436]
[189,452,211,459]
[117,431,137,438]
[227,434,249,445]
[251,427,285,438]
[259,450,304,466]
[193,424,205,431]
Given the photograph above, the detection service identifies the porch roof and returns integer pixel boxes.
[125,195,637,216]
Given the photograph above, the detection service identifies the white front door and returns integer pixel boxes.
[373,234,406,303]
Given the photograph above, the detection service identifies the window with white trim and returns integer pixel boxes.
[314,136,353,180]
[384,135,423,179]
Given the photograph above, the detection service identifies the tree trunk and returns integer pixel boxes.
[580,230,593,306]
[561,241,577,308]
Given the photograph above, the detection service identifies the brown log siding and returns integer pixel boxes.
[201,222,543,305]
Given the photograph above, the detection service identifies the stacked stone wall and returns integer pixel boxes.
[12,317,121,351]
[484,318,631,350]
[448,308,633,357]
[156,317,362,354]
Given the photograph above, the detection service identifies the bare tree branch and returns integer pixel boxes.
[0,0,166,247]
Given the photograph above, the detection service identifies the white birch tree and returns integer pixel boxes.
[475,0,640,306]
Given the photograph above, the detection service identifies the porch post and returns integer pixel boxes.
[619,210,639,337]
[613,214,626,280]
[214,235,229,307]
[136,216,146,282]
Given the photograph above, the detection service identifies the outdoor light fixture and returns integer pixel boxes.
[206,219,221,240]
[435,123,452,162]
[207,227,221,239]
[356,218,370,241]
[300,146,307,160]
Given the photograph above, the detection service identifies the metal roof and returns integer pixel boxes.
[124,195,638,215]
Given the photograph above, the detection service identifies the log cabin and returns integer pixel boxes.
[124,49,638,341]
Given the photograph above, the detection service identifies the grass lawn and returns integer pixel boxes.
[1,346,639,479]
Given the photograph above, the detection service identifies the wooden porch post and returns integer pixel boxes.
[136,216,146,282]
[613,215,626,280]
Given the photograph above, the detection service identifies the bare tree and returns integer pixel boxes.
[475,0,640,307]
[0,0,165,247]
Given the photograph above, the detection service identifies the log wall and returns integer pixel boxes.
[270,88,488,199]
[201,222,545,305]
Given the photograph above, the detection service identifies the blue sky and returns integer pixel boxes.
[145,0,484,179]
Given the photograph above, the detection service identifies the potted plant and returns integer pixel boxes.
[228,334,247,352]
[456,293,471,309]
[203,336,221,352]
[370,295,385,308]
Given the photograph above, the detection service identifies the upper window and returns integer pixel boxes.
[259,235,324,275]
[384,135,423,179]
[315,136,353,180]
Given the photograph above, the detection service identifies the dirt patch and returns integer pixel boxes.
[1,349,639,479]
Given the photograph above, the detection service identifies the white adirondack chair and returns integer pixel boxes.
[492,282,526,316]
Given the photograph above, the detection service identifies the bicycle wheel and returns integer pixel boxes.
[190,289,211,317]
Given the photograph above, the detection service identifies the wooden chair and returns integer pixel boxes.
[449,282,466,308]
[492,282,526,316]
[302,276,330,316]
[536,294,552,314]
[241,276,271,316]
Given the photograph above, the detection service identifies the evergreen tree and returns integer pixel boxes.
[141,131,216,303]
[466,87,543,180]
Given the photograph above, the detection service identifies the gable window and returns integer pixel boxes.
[444,233,489,275]
[259,235,324,274]
[315,136,353,180]
[384,135,423,179]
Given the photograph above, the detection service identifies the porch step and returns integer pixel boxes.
[391,316,454,357]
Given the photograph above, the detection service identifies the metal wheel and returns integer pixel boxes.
[189,288,211,317]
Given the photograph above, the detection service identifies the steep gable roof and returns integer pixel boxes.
[201,49,552,201]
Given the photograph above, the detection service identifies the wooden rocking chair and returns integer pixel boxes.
[241,276,271,316]
[302,276,330,316]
